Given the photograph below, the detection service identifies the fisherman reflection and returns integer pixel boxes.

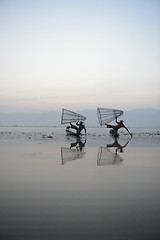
[70,137,86,151]
[61,137,86,165]
[97,137,130,166]
[107,136,130,153]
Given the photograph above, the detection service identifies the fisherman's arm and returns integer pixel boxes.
[123,126,132,136]
[115,117,118,124]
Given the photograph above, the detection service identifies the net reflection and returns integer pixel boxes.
[61,137,86,165]
[97,137,130,166]
[97,147,123,166]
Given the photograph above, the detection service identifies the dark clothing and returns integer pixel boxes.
[106,120,132,136]
[70,121,86,135]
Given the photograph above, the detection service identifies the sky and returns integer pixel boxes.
[0,0,160,113]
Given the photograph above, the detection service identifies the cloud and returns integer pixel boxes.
[15,96,57,102]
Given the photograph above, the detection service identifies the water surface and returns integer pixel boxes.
[0,127,160,239]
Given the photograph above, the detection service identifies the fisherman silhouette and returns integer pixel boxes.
[70,137,86,151]
[107,136,130,153]
[70,121,86,135]
[105,117,132,137]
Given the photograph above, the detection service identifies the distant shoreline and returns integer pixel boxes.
[0,125,160,128]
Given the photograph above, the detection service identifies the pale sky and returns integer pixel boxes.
[0,0,160,112]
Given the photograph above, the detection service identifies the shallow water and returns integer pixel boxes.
[0,127,160,239]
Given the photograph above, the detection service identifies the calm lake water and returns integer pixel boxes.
[0,127,160,240]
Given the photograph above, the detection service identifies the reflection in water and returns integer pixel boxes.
[61,137,86,165]
[107,136,130,153]
[97,147,123,166]
[61,136,131,166]
[97,137,131,166]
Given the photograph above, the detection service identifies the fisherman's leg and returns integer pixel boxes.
[70,123,78,131]
[106,124,113,128]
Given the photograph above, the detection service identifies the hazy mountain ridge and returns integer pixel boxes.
[0,108,159,127]
[122,108,160,127]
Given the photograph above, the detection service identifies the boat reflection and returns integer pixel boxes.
[61,137,86,165]
[97,137,130,166]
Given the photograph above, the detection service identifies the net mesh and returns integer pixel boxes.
[61,108,86,124]
[61,147,85,165]
[97,147,123,166]
[97,108,123,125]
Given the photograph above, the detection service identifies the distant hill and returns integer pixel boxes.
[81,108,160,127]
[122,108,160,127]
[0,108,159,127]
[0,111,61,127]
